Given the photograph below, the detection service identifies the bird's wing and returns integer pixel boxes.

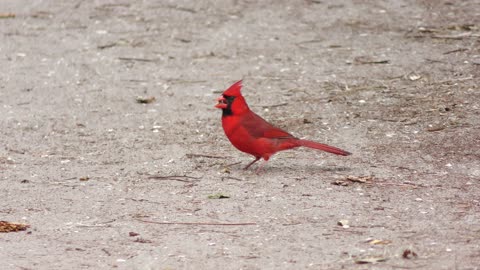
[240,111,295,139]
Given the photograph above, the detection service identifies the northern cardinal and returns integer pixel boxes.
[215,80,351,172]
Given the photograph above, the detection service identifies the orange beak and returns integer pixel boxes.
[215,96,227,109]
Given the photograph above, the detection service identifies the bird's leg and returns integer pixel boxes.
[244,156,261,170]
[255,160,269,174]
[254,155,271,174]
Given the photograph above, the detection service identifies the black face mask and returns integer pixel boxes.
[221,95,236,117]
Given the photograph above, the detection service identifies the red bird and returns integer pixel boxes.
[215,80,351,172]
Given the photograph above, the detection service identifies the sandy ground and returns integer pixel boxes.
[1,0,480,269]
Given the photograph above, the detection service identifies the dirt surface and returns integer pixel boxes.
[1,0,480,269]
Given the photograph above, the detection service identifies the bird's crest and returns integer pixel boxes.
[223,80,243,97]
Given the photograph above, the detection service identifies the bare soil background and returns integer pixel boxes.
[1,0,479,269]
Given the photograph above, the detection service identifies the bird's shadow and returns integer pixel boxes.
[274,165,352,173]
[239,163,352,174]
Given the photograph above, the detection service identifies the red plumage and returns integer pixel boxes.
[215,80,351,172]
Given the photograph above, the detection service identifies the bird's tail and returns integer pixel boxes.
[296,139,351,156]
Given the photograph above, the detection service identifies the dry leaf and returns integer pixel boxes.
[136,96,156,104]
[0,221,30,232]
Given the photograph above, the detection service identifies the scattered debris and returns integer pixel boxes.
[101,248,111,256]
[118,57,157,62]
[333,175,373,186]
[443,48,468,55]
[134,237,152,243]
[75,221,114,228]
[30,11,53,19]
[426,125,445,132]
[135,96,156,104]
[411,25,479,40]
[95,3,131,10]
[337,219,350,228]
[331,180,349,186]
[208,193,230,199]
[328,44,342,48]
[432,33,479,40]
[186,153,229,159]
[354,56,390,65]
[303,118,313,124]
[148,175,201,183]
[175,37,191,43]
[0,221,30,232]
[408,73,422,81]
[367,239,392,245]
[221,176,244,181]
[402,249,418,259]
[447,24,477,31]
[0,156,15,165]
[165,4,197,14]
[354,255,388,264]
[97,42,117,49]
[333,175,428,189]
[378,181,426,189]
[136,219,256,226]
[129,232,139,237]
[0,13,15,19]
[346,175,373,183]
[333,228,364,235]
[225,161,242,167]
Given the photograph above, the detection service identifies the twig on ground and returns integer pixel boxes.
[333,228,365,234]
[165,4,197,13]
[97,42,117,49]
[136,219,256,226]
[225,161,242,167]
[221,176,244,181]
[443,48,467,54]
[147,175,201,183]
[101,248,111,256]
[186,153,229,159]
[436,75,473,84]
[432,33,479,39]
[354,56,390,64]
[118,57,157,62]
[375,181,427,188]
[75,219,116,227]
